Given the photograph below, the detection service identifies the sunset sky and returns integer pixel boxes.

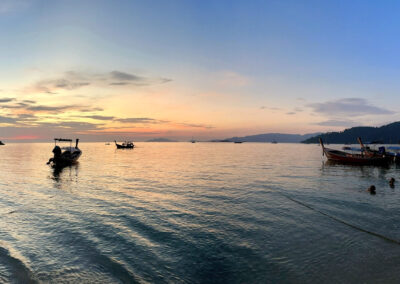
[1,0,400,141]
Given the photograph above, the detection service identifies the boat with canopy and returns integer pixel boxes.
[47,138,82,167]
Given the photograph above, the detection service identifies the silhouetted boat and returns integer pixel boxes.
[0,141,4,145]
[320,138,389,165]
[105,142,110,145]
[271,140,277,144]
[234,141,243,144]
[115,140,134,149]
[47,138,82,167]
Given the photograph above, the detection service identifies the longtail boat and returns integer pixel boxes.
[47,138,82,167]
[115,140,134,149]
[319,138,390,165]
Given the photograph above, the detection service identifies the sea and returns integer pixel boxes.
[1,142,400,283]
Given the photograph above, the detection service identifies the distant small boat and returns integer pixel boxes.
[115,140,134,149]
[234,141,243,144]
[47,138,82,167]
[105,142,110,145]
[190,137,196,143]
[0,141,4,145]
[271,140,277,144]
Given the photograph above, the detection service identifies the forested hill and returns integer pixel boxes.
[302,122,400,144]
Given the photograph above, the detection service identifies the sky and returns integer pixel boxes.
[1,0,400,141]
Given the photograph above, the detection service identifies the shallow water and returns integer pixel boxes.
[0,142,400,283]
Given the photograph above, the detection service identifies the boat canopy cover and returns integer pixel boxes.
[54,138,72,142]
[387,146,400,151]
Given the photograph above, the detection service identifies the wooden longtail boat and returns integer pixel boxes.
[115,140,134,149]
[47,138,82,167]
[319,138,390,165]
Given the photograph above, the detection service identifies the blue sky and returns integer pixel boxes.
[0,0,399,141]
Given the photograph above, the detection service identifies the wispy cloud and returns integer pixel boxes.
[26,104,101,113]
[308,98,394,117]
[82,115,115,121]
[260,106,281,111]
[0,97,16,103]
[26,70,172,94]
[110,71,143,81]
[115,117,158,124]
[0,97,213,140]
[314,119,358,127]
[109,82,129,86]
[177,122,214,129]
[0,116,18,123]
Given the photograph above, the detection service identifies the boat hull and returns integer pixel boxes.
[323,148,390,165]
[116,144,134,149]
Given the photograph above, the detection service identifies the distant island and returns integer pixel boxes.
[146,138,176,142]
[213,132,321,143]
[302,122,400,144]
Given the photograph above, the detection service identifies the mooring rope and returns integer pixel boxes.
[280,193,400,245]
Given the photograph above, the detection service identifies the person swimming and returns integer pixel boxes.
[368,185,376,195]
[389,177,395,188]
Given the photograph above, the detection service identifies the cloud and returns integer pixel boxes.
[160,78,172,83]
[83,115,115,121]
[308,98,394,117]
[0,97,212,140]
[178,123,214,129]
[80,107,104,112]
[314,119,358,127]
[0,98,15,103]
[33,79,90,93]
[110,71,143,81]
[109,82,129,86]
[286,112,296,115]
[260,106,281,110]
[16,113,37,121]
[109,71,172,86]
[27,105,81,112]
[115,117,157,124]
[48,121,104,131]
[25,104,102,114]
[27,70,172,94]
[0,116,17,124]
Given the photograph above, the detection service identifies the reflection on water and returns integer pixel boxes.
[0,142,400,282]
[51,163,79,188]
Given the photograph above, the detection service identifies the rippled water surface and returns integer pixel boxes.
[1,142,400,283]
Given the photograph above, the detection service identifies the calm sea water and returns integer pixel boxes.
[1,142,400,283]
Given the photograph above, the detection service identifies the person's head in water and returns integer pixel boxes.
[368,185,376,195]
[390,177,395,188]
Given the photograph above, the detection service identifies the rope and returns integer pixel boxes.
[280,193,400,245]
